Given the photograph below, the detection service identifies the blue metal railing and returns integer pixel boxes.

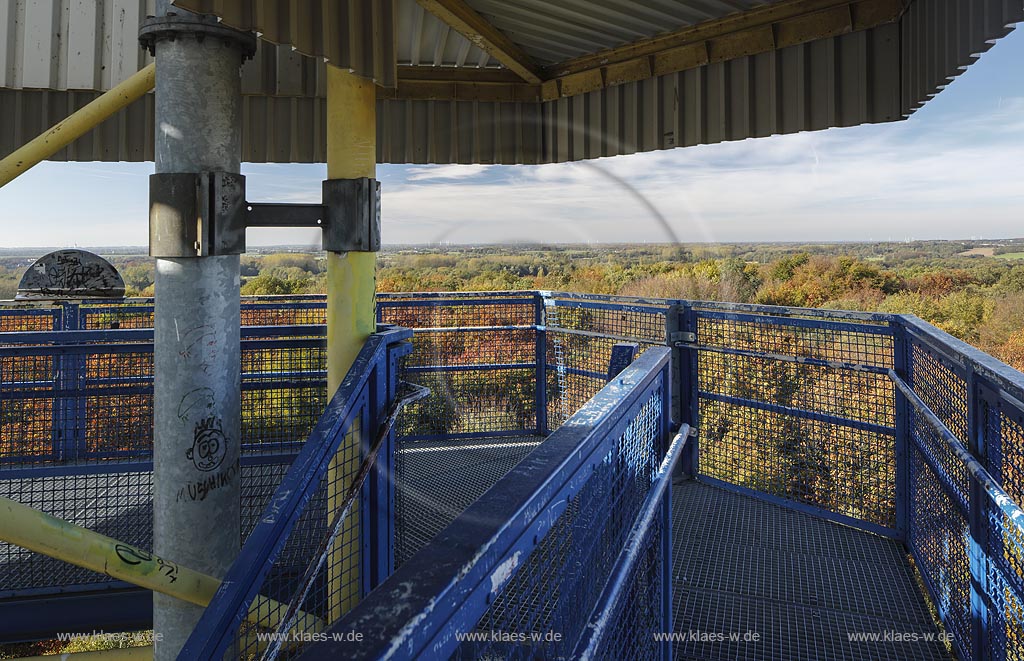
[305,347,677,660]
[4,293,1024,659]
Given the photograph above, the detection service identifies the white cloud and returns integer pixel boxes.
[380,97,1024,244]
[404,164,491,182]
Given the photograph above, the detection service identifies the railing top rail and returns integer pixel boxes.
[324,346,671,659]
[0,324,327,346]
[900,313,1024,405]
[377,291,538,300]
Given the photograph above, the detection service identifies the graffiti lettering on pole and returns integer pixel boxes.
[176,464,238,503]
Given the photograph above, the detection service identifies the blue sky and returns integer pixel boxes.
[2,27,1022,248]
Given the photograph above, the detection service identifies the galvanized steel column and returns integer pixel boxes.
[149,5,245,658]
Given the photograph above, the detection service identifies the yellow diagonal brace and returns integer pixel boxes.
[0,63,156,188]
[0,497,320,634]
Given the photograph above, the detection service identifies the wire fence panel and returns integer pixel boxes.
[379,294,538,440]
[693,309,899,530]
[897,321,1024,661]
[0,302,331,620]
[540,294,669,430]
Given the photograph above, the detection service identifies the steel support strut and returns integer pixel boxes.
[325,67,379,619]
[142,6,254,658]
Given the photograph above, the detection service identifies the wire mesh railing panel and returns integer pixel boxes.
[74,299,329,330]
[240,341,327,454]
[0,462,294,595]
[590,514,664,661]
[0,468,154,592]
[908,440,972,658]
[693,311,898,529]
[0,354,56,462]
[986,503,1024,661]
[0,307,59,332]
[909,343,969,442]
[699,399,897,526]
[456,392,663,660]
[381,295,540,441]
[695,316,894,368]
[378,295,536,329]
[222,420,363,660]
[541,295,668,431]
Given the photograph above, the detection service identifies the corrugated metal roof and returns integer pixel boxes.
[170,0,398,87]
[0,0,1019,166]
[468,0,779,64]
[0,23,901,165]
[0,0,153,91]
[397,0,497,67]
[900,0,1022,117]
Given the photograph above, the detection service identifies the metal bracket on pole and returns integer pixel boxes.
[149,174,381,257]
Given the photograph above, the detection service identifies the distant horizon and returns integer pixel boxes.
[2,237,1024,254]
[0,236,1023,254]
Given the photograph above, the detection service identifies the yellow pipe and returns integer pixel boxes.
[0,63,156,188]
[325,66,378,621]
[0,498,321,634]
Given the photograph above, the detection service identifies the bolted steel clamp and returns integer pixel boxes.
[149,173,381,257]
[139,13,258,60]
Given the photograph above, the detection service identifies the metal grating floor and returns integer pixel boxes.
[394,435,544,566]
[673,479,952,661]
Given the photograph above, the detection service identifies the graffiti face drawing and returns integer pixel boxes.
[186,416,227,472]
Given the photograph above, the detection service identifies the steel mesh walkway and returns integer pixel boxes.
[672,480,952,661]
[394,435,545,566]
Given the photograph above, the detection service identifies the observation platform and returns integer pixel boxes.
[1,291,1021,661]
[395,438,950,661]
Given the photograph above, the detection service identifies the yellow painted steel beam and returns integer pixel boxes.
[0,497,320,634]
[0,63,156,188]
[325,66,378,621]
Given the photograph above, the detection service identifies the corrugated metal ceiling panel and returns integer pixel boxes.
[467,0,779,64]
[900,0,1022,117]
[170,0,398,88]
[1,23,902,166]
[397,0,496,67]
[0,0,154,91]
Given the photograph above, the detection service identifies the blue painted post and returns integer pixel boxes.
[360,352,391,597]
[607,343,639,380]
[893,322,910,542]
[53,303,86,461]
[669,303,699,477]
[535,294,548,436]
[966,365,991,661]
